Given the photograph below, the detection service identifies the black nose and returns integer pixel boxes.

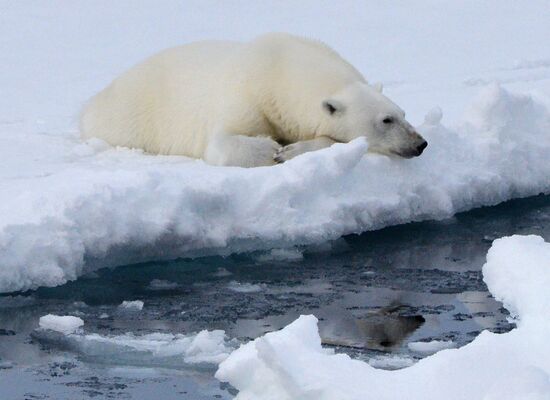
[416,141,428,155]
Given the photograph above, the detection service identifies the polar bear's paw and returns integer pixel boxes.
[249,136,282,167]
[205,134,281,167]
[242,136,281,167]
[274,143,302,163]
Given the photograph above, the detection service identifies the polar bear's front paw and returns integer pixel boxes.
[251,137,281,166]
[274,143,302,163]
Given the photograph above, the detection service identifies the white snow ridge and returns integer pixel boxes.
[216,235,550,400]
[0,85,549,293]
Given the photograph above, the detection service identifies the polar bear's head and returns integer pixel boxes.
[321,83,427,158]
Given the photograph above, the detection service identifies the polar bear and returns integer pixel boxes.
[81,33,427,167]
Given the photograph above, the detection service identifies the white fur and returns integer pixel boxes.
[81,33,426,167]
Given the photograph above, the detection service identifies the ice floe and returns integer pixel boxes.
[33,324,234,368]
[216,235,550,399]
[118,300,144,311]
[38,315,84,335]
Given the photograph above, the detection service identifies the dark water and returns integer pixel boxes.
[1,194,549,399]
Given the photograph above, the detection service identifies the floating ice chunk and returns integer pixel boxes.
[32,327,234,368]
[119,300,144,311]
[39,315,84,334]
[407,340,457,355]
[184,330,232,364]
[216,235,550,400]
[368,355,415,370]
[227,281,265,293]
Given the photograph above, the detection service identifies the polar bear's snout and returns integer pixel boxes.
[403,132,428,158]
[416,139,428,155]
[411,130,428,157]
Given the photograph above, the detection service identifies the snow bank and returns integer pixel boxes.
[32,326,234,368]
[216,235,550,400]
[483,235,550,321]
[38,315,84,334]
[1,85,550,293]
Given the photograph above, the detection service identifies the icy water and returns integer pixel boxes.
[1,194,550,399]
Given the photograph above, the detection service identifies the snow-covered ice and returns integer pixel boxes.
[38,315,84,335]
[1,2,550,293]
[33,325,234,367]
[216,235,550,399]
[1,85,550,294]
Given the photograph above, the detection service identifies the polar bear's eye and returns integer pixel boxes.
[382,116,394,124]
[322,100,344,116]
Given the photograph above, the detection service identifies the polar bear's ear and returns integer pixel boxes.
[322,99,345,116]
[372,82,383,93]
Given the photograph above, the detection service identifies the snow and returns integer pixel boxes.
[216,235,550,399]
[1,86,550,294]
[483,235,550,322]
[38,315,84,335]
[119,300,144,311]
[407,340,457,355]
[1,1,550,294]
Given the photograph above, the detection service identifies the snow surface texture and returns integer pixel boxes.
[1,2,550,293]
[216,235,550,400]
[34,323,233,367]
[1,86,550,293]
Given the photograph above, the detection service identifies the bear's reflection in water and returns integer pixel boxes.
[319,304,425,351]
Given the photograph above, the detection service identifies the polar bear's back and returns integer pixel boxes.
[81,40,242,157]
